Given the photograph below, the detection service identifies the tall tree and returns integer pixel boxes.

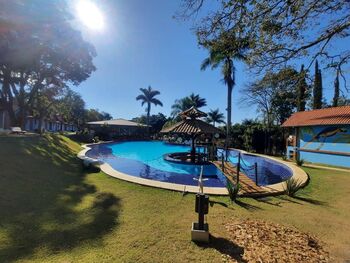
[313,60,323,109]
[332,69,340,107]
[242,67,299,126]
[132,113,168,133]
[84,109,112,122]
[136,86,163,128]
[171,93,207,117]
[296,65,308,112]
[0,0,96,127]
[200,31,249,139]
[180,0,350,76]
[206,109,225,127]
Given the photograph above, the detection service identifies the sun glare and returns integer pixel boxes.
[76,0,104,31]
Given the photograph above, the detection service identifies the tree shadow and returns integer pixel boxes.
[194,235,246,263]
[209,200,229,208]
[253,197,282,207]
[293,196,327,206]
[235,199,263,211]
[0,135,121,261]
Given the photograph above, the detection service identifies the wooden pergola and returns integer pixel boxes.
[161,107,223,162]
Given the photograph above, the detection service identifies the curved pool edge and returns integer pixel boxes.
[229,149,309,196]
[77,143,309,197]
[77,143,229,195]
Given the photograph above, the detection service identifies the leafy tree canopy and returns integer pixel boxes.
[171,93,207,117]
[179,0,350,78]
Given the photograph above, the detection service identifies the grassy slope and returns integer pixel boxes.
[0,135,349,262]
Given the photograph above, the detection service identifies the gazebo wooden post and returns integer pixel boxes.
[191,134,196,163]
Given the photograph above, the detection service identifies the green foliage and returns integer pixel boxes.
[56,88,86,126]
[296,65,309,112]
[0,0,96,127]
[226,179,240,202]
[332,70,340,107]
[132,113,168,134]
[206,108,225,127]
[296,159,304,167]
[284,178,303,197]
[171,93,207,117]
[225,119,285,155]
[84,109,113,122]
[181,0,350,74]
[313,60,323,109]
[136,86,163,127]
[200,32,249,130]
[242,67,300,126]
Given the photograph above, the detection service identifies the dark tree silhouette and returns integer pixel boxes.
[136,86,163,128]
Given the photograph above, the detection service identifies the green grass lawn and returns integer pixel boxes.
[0,135,349,262]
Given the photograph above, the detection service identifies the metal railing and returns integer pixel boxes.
[220,149,260,186]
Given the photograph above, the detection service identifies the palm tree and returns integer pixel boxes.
[206,109,225,127]
[136,86,163,129]
[171,93,207,117]
[200,33,248,139]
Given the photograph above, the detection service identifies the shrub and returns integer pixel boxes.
[226,179,240,202]
[93,136,100,143]
[281,154,287,161]
[296,158,304,166]
[284,177,302,197]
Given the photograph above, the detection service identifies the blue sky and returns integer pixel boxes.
[72,0,349,123]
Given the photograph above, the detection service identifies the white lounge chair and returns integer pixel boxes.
[10,127,26,134]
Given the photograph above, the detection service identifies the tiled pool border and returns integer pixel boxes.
[78,142,309,196]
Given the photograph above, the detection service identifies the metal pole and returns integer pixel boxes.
[198,194,204,230]
[221,153,225,172]
[255,162,258,186]
[237,153,241,184]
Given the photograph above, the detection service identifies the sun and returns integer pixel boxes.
[76,0,104,31]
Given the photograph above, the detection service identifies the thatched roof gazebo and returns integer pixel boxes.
[161,106,223,163]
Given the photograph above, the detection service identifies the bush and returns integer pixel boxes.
[226,179,240,202]
[93,136,100,143]
[296,158,304,166]
[284,177,302,197]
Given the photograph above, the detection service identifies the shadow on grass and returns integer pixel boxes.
[293,196,327,206]
[264,195,327,207]
[195,235,246,263]
[253,197,282,207]
[209,200,229,208]
[0,135,121,261]
[235,199,263,211]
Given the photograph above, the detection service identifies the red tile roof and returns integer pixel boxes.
[282,106,350,127]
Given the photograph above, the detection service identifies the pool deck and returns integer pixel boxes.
[78,143,309,197]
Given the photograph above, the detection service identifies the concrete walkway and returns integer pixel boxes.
[303,164,349,173]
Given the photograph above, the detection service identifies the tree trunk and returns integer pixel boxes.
[226,83,233,147]
[332,69,339,107]
[2,73,17,127]
[38,116,44,134]
[147,102,151,135]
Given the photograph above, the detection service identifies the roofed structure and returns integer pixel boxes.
[87,119,149,127]
[179,106,207,119]
[282,106,350,127]
[161,119,222,134]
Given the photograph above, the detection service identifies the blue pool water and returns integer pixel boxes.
[86,141,293,187]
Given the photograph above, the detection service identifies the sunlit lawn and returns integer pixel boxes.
[0,135,349,262]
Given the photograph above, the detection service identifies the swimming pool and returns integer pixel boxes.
[86,141,293,188]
